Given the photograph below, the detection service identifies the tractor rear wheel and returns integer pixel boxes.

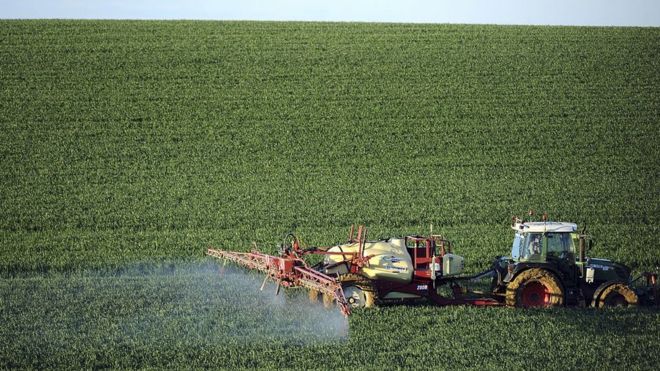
[506,268,564,307]
[596,283,638,308]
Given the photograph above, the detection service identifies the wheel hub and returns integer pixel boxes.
[521,281,550,307]
[343,285,366,308]
[605,293,627,307]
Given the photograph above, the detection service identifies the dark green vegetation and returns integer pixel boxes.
[1,21,658,369]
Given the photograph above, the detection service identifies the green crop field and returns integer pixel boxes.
[1,20,659,369]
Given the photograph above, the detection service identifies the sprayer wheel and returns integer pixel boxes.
[596,283,638,308]
[506,268,564,308]
[338,273,377,308]
[343,284,376,308]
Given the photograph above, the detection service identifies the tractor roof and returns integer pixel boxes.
[512,221,577,233]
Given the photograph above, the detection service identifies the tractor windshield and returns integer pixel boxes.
[520,233,543,260]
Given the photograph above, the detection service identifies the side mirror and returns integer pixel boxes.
[578,235,593,262]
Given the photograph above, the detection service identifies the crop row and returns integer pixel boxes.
[1,21,658,274]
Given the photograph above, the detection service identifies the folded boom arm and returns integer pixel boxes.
[207,248,351,316]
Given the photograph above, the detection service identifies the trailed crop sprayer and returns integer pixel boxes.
[208,225,501,316]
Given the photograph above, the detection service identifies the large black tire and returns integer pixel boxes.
[595,283,638,308]
[506,268,564,307]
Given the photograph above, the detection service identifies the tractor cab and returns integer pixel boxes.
[510,222,578,263]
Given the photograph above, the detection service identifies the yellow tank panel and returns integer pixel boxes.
[324,238,413,283]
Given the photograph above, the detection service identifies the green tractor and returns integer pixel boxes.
[491,216,657,308]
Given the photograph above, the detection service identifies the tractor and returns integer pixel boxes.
[490,215,658,308]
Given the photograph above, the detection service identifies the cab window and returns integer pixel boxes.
[546,232,575,259]
[521,233,543,259]
[511,233,522,260]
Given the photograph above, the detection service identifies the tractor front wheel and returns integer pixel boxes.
[595,283,638,308]
[506,268,564,307]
